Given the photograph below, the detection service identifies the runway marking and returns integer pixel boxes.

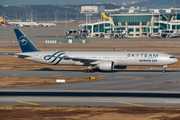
[12,74,19,76]
[148,83,174,91]
[115,76,145,80]
[98,75,107,77]
[119,102,145,107]
[17,101,40,105]
[53,74,63,77]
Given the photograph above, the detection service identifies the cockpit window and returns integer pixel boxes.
[170,56,175,58]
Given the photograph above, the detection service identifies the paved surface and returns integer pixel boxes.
[1,26,180,44]
[0,69,180,107]
[1,26,180,107]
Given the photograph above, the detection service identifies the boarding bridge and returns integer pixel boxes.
[160,30,180,38]
[64,29,90,39]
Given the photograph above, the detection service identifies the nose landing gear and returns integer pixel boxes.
[163,65,168,73]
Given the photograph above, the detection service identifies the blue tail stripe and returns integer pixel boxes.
[14,29,39,52]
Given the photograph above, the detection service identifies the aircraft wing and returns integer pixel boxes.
[64,57,101,65]
[46,55,114,65]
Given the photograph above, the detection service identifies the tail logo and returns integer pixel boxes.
[19,36,28,45]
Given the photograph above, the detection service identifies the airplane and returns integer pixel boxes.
[38,22,56,27]
[7,29,178,73]
[3,19,39,28]
[0,19,11,26]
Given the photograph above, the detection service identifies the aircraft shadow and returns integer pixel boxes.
[1,92,180,98]
[29,68,180,73]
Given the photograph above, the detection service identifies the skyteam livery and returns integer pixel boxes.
[9,29,178,73]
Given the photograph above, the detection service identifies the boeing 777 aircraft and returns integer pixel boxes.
[8,29,178,73]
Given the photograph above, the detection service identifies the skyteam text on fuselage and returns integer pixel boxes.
[9,29,178,73]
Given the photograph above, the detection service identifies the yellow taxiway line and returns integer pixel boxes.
[17,101,40,105]
[119,102,145,107]
[12,74,19,76]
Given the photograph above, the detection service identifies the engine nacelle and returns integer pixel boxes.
[97,61,114,71]
[114,65,127,69]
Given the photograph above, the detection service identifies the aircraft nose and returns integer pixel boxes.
[175,58,178,63]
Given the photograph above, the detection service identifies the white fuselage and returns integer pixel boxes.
[9,22,39,27]
[15,51,178,67]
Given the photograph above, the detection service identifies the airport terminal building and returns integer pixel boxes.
[84,9,180,38]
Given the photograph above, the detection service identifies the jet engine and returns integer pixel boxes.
[97,61,114,71]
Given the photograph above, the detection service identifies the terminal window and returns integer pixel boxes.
[128,34,134,36]
[136,28,140,32]
[128,28,134,32]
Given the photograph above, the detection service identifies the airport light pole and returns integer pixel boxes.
[26,10,27,21]
[3,11,6,29]
[159,12,160,33]
[47,10,48,21]
[15,11,17,21]
[176,10,177,31]
[66,11,67,27]
[55,11,57,27]
[86,12,87,30]
[36,10,37,21]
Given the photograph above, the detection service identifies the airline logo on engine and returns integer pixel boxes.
[127,53,158,58]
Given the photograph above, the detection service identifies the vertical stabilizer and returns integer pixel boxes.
[14,29,39,52]
[0,19,11,26]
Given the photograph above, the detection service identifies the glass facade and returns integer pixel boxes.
[142,22,147,25]
[153,28,159,33]
[84,25,92,32]
[142,27,148,32]
[93,25,98,33]
[112,15,152,26]
[114,28,125,30]
[172,25,180,30]
[128,28,134,32]
[128,22,140,25]
[83,13,180,37]
[160,23,167,30]
[136,28,140,32]
[128,34,134,36]
[136,34,140,36]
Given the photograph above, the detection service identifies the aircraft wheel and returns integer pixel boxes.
[91,70,95,73]
[84,69,87,73]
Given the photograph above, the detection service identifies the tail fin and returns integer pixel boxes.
[14,29,39,52]
[101,13,109,19]
[0,19,11,26]
[31,20,34,22]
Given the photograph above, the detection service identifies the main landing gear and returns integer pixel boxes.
[163,65,168,73]
[84,69,94,73]
[84,65,95,73]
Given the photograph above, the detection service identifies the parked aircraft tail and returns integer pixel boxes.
[101,13,109,19]
[0,19,11,26]
[14,29,39,52]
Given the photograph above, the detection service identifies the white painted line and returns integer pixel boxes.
[56,80,65,83]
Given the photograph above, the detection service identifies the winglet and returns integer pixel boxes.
[14,29,39,52]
